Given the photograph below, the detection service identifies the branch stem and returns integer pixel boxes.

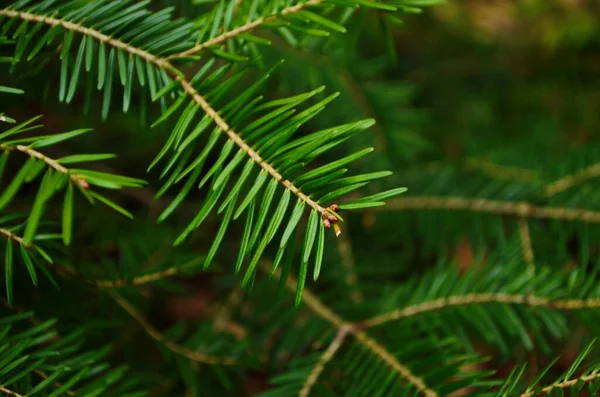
[362,293,600,328]
[380,196,600,223]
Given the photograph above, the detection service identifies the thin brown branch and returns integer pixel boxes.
[520,371,600,396]
[268,262,438,396]
[0,8,326,218]
[111,292,238,365]
[299,325,351,397]
[0,386,25,397]
[10,145,88,188]
[362,293,600,328]
[380,196,600,223]
[464,158,538,184]
[0,228,28,247]
[167,0,324,60]
[544,162,600,197]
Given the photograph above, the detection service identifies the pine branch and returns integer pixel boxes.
[0,7,327,215]
[362,293,600,328]
[299,325,351,397]
[519,372,600,396]
[544,161,600,197]
[268,262,439,396]
[379,196,600,223]
[111,292,239,365]
[168,0,324,60]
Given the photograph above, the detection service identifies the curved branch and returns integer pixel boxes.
[379,196,600,223]
[268,262,438,396]
[544,161,600,197]
[111,292,238,365]
[0,8,325,215]
[362,293,600,328]
[300,325,350,397]
[168,0,324,60]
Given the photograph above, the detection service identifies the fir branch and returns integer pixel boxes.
[380,196,600,223]
[299,325,351,397]
[0,7,327,217]
[0,144,88,188]
[362,293,600,328]
[111,292,238,365]
[168,0,324,60]
[0,227,28,247]
[544,161,600,197]
[269,263,438,396]
[519,372,600,396]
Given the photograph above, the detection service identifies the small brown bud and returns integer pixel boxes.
[77,178,90,189]
[330,204,339,211]
[323,219,331,228]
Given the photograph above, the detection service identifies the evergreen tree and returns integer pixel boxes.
[1,0,600,396]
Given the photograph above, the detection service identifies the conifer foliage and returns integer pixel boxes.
[1,0,600,396]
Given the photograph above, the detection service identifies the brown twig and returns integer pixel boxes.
[111,292,238,365]
[519,371,600,396]
[361,293,600,328]
[379,196,600,223]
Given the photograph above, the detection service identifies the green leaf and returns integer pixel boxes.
[296,210,319,306]
[204,192,236,270]
[236,199,255,274]
[88,191,134,219]
[58,153,116,164]
[294,148,373,184]
[30,128,91,148]
[0,86,24,94]
[297,10,347,33]
[62,183,74,246]
[5,239,13,305]
[243,189,291,287]
[234,170,268,219]
[0,157,35,212]
[347,187,408,204]
[28,368,65,396]
[313,220,325,280]
[66,36,86,103]
[20,245,37,286]
[338,201,386,210]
